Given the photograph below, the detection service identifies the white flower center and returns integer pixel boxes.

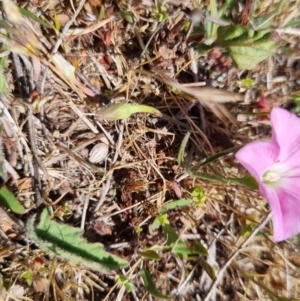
[262,160,294,186]
[262,170,281,184]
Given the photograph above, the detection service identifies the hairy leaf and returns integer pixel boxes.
[228,40,277,70]
[26,209,128,272]
[216,25,277,70]
[159,199,193,213]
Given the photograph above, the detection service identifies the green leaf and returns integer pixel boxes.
[191,145,241,170]
[159,198,193,213]
[53,12,61,32]
[217,25,247,41]
[99,5,105,21]
[20,270,33,286]
[163,225,208,258]
[117,275,135,293]
[228,174,258,190]
[135,226,143,234]
[237,78,255,89]
[0,186,25,214]
[120,10,133,23]
[284,18,300,28]
[172,241,208,259]
[197,257,216,280]
[215,25,277,70]
[151,217,161,230]
[218,0,236,17]
[154,3,168,22]
[26,209,128,272]
[96,103,161,121]
[196,42,213,53]
[138,249,160,260]
[228,39,277,70]
[191,187,206,206]
[187,170,227,184]
[178,132,190,166]
[163,224,179,246]
[241,223,255,237]
[0,54,8,93]
[151,214,170,230]
[19,7,52,28]
[140,269,172,300]
[206,0,219,39]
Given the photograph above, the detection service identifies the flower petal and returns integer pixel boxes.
[235,141,279,182]
[271,108,300,163]
[261,183,300,241]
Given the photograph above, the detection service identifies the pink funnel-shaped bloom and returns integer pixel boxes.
[236,107,300,242]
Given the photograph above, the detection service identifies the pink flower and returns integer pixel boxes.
[236,107,300,242]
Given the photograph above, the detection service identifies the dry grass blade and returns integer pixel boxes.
[1,0,300,300]
[133,68,241,124]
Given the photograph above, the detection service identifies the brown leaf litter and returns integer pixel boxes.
[1,0,300,300]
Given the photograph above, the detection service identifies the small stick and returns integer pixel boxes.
[94,121,124,212]
[12,54,45,206]
[51,0,87,55]
[140,21,166,59]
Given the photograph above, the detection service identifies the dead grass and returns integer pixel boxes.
[1,0,300,300]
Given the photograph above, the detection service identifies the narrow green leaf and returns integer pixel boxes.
[96,103,161,120]
[191,145,241,170]
[0,55,8,93]
[218,0,235,16]
[159,198,193,213]
[26,209,128,272]
[228,174,258,190]
[252,0,284,30]
[187,170,227,184]
[19,7,52,28]
[140,269,172,300]
[139,249,160,260]
[284,18,300,28]
[178,132,190,166]
[99,5,105,20]
[0,186,25,214]
[197,257,216,280]
[120,10,133,23]
[53,12,61,32]
[208,0,219,38]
